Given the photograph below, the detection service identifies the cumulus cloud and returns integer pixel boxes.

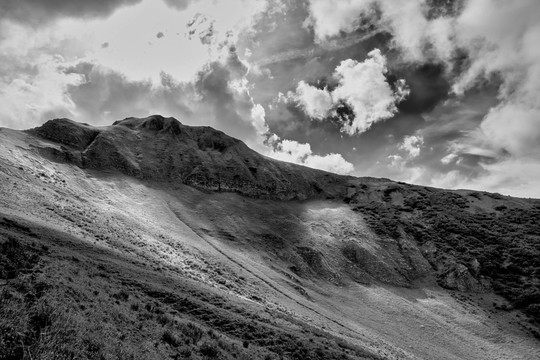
[332,49,409,134]
[289,49,408,135]
[268,137,354,175]
[292,81,333,120]
[306,0,540,196]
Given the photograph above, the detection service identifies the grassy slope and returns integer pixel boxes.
[1,127,539,359]
[347,181,540,326]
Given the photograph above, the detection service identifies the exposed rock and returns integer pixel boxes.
[438,262,490,293]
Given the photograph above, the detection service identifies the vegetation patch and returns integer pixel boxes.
[352,185,540,326]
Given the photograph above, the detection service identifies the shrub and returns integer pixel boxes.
[112,290,129,301]
[199,341,220,358]
[179,322,204,344]
[162,328,181,347]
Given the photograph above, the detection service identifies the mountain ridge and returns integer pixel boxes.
[28,115,354,201]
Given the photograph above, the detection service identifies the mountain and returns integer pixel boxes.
[29,116,349,200]
[0,115,539,360]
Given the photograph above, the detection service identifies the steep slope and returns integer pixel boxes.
[0,116,539,360]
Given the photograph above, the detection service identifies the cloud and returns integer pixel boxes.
[306,0,374,42]
[289,49,408,135]
[306,0,540,196]
[399,135,424,158]
[0,0,271,125]
[63,63,195,125]
[332,49,409,134]
[440,153,457,165]
[162,0,198,10]
[0,51,84,129]
[292,81,333,120]
[0,0,144,25]
[306,0,456,63]
[250,103,269,136]
[267,137,354,175]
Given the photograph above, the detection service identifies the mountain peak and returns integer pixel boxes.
[27,116,350,200]
[30,118,100,151]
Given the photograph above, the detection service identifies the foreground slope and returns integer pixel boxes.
[0,116,539,359]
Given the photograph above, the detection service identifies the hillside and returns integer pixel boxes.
[1,115,539,360]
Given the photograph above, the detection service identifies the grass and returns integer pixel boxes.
[0,222,381,360]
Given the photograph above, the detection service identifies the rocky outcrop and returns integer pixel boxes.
[438,262,491,292]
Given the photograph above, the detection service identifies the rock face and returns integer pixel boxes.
[30,115,350,200]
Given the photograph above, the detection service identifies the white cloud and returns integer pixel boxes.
[478,104,540,158]
[54,0,268,84]
[268,137,354,175]
[388,154,403,167]
[292,81,333,120]
[289,49,408,135]
[306,0,374,42]
[0,54,84,129]
[440,153,457,165]
[399,135,424,158]
[333,49,408,134]
[250,103,269,136]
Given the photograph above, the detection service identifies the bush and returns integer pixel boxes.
[199,341,220,358]
[162,328,181,347]
[179,322,204,344]
[112,290,129,301]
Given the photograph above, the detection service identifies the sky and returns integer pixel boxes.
[1,0,540,198]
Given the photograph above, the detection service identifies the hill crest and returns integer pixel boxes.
[28,115,350,200]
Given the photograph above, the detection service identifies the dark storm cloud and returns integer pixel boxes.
[61,50,261,147]
[193,53,262,143]
[0,0,141,25]
[0,0,197,25]
[63,62,193,124]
